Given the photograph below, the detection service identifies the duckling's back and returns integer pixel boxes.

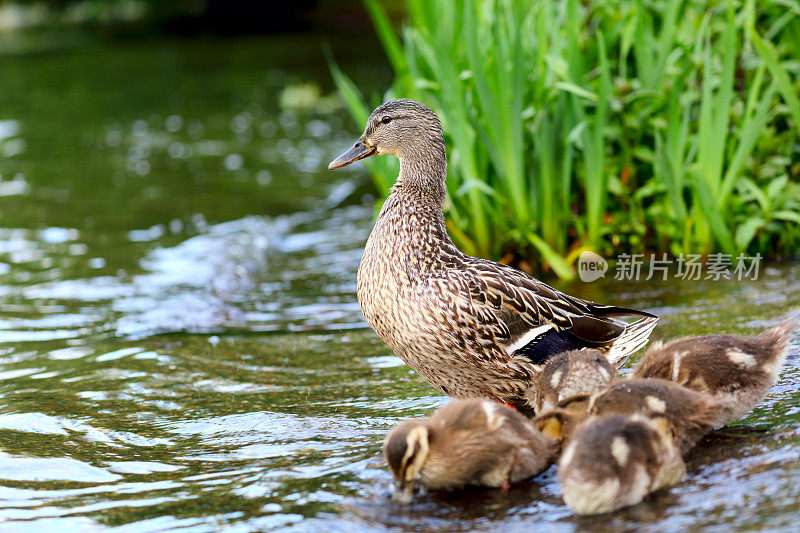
[559,415,686,515]
[632,317,797,422]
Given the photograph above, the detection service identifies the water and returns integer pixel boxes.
[0,34,799,532]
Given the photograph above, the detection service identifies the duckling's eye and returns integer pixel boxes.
[381,115,392,124]
[403,451,416,469]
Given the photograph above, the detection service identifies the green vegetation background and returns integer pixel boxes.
[332,0,800,279]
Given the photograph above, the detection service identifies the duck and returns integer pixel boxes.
[329,98,658,410]
[588,378,728,453]
[525,348,618,414]
[631,316,797,423]
[382,398,558,503]
[558,414,686,515]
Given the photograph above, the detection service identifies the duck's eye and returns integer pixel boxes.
[381,115,392,124]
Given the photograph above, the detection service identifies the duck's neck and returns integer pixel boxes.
[384,146,455,256]
[394,142,447,210]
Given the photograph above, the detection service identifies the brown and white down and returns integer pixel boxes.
[383,399,558,503]
[558,414,686,515]
[632,317,798,423]
[525,348,618,414]
[588,378,729,453]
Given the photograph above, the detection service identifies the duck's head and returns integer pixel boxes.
[382,419,431,504]
[329,98,444,170]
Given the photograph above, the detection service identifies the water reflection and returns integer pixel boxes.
[4,202,369,340]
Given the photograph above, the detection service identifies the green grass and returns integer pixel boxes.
[331,0,800,279]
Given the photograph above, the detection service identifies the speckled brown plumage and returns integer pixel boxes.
[331,99,659,409]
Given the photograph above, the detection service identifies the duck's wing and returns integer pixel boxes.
[458,258,657,366]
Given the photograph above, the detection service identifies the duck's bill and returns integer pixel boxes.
[328,138,377,170]
[391,482,414,504]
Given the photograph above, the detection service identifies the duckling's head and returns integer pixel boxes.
[533,349,617,412]
[329,98,445,175]
[383,419,431,503]
[533,407,587,445]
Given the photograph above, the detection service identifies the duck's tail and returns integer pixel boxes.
[604,316,659,369]
[757,314,799,369]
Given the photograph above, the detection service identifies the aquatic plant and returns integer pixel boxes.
[331,0,800,279]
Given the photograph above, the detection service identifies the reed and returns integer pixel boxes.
[331,0,800,278]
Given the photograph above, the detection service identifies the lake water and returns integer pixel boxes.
[0,34,798,532]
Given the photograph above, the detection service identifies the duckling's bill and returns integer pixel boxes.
[328,136,377,170]
[392,480,415,504]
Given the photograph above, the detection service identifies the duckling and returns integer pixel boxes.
[588,378,728,453]
[330,98,657,408]
[559,414,686,515]
[632,317,797,423]
[532,405,589,448]
[526,348,618,414]
[383,399,558,502]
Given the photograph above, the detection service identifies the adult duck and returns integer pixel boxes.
[329,98,657,411]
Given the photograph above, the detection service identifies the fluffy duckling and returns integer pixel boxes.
[526,348,618,414]
[559,415,686,515]
[632,317,797,423]
[532,405,588,448]
[588,378,728,453]
[383,399,558,502]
